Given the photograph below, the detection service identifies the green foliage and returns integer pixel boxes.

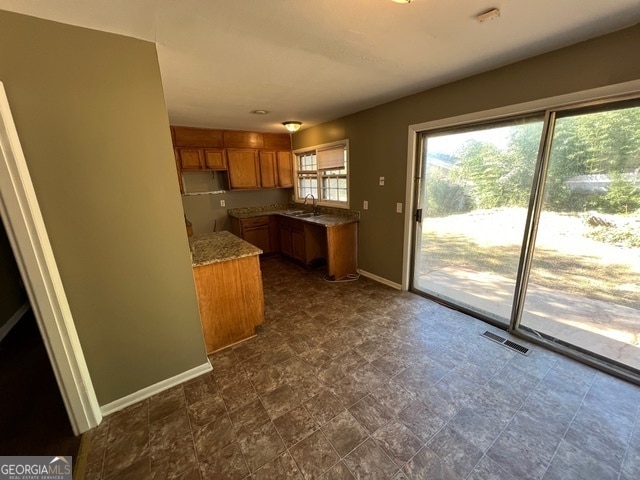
[587,173,640,214]
[586,222,640,248]
[424,175,472,217]
[431,105,640,213]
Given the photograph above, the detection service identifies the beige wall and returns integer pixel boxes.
[293,24,640,284]
[0,221,27,330]
[0,10,208,404]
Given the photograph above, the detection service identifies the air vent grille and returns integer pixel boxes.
[481,331,530,356]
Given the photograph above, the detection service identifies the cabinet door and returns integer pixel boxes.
[259,151,278,188]
[291,229,306,263]
[276,151,293,188]
[203,148,227,170]
[227,149,260,189]
[178,148,204,170]
[279,226,292,257]
[243,226,271,253]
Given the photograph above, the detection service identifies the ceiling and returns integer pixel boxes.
[1,0,640,133]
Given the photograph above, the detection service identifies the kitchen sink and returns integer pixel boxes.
[284,211,317,218]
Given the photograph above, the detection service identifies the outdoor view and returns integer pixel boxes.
[414,103,640,371]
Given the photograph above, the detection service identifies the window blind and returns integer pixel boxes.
[317,145,345,170]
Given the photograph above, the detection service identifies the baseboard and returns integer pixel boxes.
[357,269,402,290]
[100,360,212,417]
[0,302,30,343]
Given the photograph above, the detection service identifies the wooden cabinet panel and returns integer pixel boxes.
[263,133,291,150]
[279,225,292,257]
[227,149,260,189]
[173,126,223,147]
[232,216,277,254]
[193,255,264,353]
[276,151,293,188]
[204,148,227,170]
[291,229,306,263]
[259,151,278,188]
[174,148,184,194]
[243,226,271,253]
[223,130,264,149]
[178,148,205,170]
[326,223,358,280]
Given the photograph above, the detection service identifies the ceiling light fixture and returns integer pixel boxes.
[282,121,302,132]
[392,0,412,3]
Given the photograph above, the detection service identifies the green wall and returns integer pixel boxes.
[0,10,208,404]
[293,24,640,284]
[0,221,27,330]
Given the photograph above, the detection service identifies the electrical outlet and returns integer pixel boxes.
[396,202,403,213]
[363,200,368,210]
[379,176,385,186]
[220,199,226,207]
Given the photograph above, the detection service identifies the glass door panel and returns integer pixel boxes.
[520,104,640,371]
[413,117,544,324]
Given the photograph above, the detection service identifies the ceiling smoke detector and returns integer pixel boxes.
[476,8,501,23]
[250,109,270,115]
[392,0,412,4]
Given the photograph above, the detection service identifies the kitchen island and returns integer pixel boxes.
[189,231,264,353]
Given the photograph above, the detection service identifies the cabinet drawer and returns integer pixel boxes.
[241,216,270,228]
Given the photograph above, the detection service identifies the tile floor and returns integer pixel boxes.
[80,256,640,480]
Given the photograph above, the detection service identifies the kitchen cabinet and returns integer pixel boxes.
[278,216,325,264]
[276,151,293,188]
[230,215,279,254]
[177,147,227,171]
[259,151,278,188]
[171,126,293,190]
[227,148,260,189]
[190,232,264,354]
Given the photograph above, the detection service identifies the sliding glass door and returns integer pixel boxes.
[413,97,640,375]
[519,103,640,371]
[413,117,543,325]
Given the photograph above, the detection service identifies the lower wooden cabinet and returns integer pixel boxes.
[230,215,279,254]
[231,213,358,280]
[193,254,264,353]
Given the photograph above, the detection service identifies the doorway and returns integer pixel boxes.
[411,95,640,379]
[0,82,100,435]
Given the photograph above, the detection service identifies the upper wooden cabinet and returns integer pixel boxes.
[259,151,278,188]
[178,148,205,171]
[227,149,260,189]
[173,127,224,148]
[171,126,293,190]
[203,148,227,170]
[276,151,293,188]
[177,147,226,171]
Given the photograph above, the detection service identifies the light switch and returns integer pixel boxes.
[396,202,403,213]
[379,176,385,186]
[363,200,369,210]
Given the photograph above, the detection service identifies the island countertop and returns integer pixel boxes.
[189,231,262,267]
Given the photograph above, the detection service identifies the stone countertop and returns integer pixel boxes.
[227,203,359,227]
[189,231,262,267]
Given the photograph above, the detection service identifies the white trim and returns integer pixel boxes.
[358,269,402,290]
[292,138,350,209]
[0,82,101,434]
[0,302,29,343]
[100,361,212,416]
[402,79,640,292]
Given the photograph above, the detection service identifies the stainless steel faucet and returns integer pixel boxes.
[304,193,318,215]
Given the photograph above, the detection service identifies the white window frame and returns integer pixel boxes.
[293,139,350,208]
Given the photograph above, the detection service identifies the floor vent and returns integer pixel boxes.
[481,331,530,356]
